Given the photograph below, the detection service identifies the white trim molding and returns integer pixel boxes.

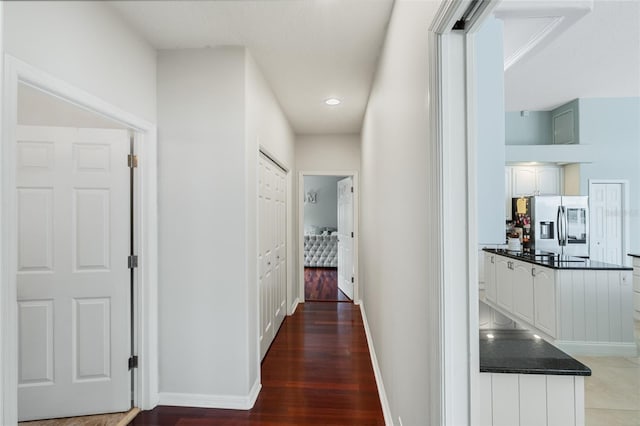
[358,302,392,425]
[297,171,360,304]
[158,380,262,410]
[1,55,159,425]
[427,1,499,424]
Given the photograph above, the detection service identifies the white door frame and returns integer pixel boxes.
[588,179,631,266]
[1,55,159,425]
[428,1,497,424]
[298,171,359,304]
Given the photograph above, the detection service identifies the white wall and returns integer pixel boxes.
[157,47,295,404]
[244,50,295,385]
[303,176,342,230]
[476,16,506,244]
[295,134,360,172]
[157,48,250,398]
[4,1,157,123]
[360,1,440,424]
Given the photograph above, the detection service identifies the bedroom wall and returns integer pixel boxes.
[360,1,441,424]
[303,176,343,231]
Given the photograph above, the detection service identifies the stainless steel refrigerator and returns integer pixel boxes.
[512,196,589,257]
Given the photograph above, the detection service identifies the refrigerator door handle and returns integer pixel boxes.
[556,206,562,246]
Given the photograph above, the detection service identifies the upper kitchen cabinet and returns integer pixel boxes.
[510,165,562,197]
[476,16,506,245]
[552,99,579,145]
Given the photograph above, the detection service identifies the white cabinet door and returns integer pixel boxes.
[513,261,534,324]
[337,177,354,300]
[485,253,497,303]
[496,257,513,312]
[534,267,557,337]
[513,167,536,197]
[17,126,130,420]
[536,167,561,195]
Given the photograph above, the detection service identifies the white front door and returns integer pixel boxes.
[590,182,623,264]
[17,125,131,420]
[337,177,354,300]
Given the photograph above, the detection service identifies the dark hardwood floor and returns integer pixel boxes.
[131,302,383,425]
[304,267,350,302]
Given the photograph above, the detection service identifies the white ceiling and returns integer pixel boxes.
[109,0,394,134]
[501,0,640,112]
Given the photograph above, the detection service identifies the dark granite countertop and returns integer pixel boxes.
[480,329,591,376]
[484,248,632,271]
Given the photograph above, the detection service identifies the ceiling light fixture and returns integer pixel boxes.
[325,98,341,106]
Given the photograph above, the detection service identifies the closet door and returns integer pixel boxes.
[258,153,287,360]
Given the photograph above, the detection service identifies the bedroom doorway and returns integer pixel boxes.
[299,173,358,303]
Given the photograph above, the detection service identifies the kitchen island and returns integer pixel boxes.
[628,253,640,319]
[483,248,635,356]
[479,329,590,426]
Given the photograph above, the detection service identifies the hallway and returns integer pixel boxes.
[131,302,384,425]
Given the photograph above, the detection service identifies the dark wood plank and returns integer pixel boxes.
[304,267,350,302]
[131,302,384,425]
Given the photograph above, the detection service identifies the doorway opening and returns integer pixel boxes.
[299,172,358,303]
[15,83,135,422]
[2,56,159,425]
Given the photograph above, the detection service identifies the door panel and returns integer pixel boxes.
[337,177,354,300]
[258,154,287,360]
[590,183,623,264]
[17,125,130,421]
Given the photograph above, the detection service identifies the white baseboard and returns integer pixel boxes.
[556,340,638,357]
[289,297,300,315]
[158,379,262,410]
[359,302,393,426]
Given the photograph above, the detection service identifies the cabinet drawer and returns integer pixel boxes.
[635,276,640,292]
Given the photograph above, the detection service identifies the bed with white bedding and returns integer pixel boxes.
[303,228,338,267]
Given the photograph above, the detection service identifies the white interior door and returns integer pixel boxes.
[590,182,623,264]
[258,154,286,360]
[17,125,131,420]
[337,177,354,300]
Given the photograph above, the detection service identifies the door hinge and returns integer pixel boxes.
[128,154,138,168]
[351,276,354,283]
[128,355,138,370]
[351,232,354,238]
[350,186,353,193]
[128,255,138,269]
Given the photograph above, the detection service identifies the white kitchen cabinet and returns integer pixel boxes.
[512,167,537,197]
[533,266,557,338]
[483,251,635,355]
[535,167,561,195]
[506,166,562,217]
[632,256,640,320]
[513,260,534,324]
[485,252,497,303]
[478,373,585,426]
[496,257,512,312]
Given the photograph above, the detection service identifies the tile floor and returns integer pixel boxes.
[576,320,640,426]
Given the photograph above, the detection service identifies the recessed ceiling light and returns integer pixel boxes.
[325,98,341,106]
